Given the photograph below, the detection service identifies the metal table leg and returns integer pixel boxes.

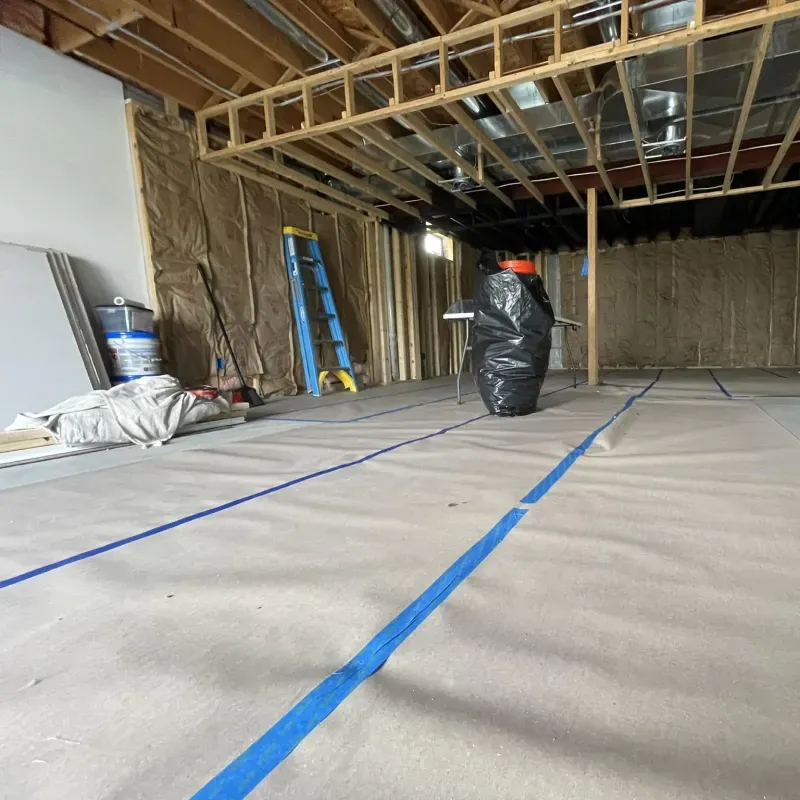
[456,319,471,404]
[564,325,577,388]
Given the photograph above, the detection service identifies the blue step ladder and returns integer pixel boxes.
[283,226,357,398]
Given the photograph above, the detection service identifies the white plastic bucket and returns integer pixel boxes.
[105,331,162,383]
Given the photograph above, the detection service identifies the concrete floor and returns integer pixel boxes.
[2,369,800,799]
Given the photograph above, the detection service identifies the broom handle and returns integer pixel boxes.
[197,264,248,388]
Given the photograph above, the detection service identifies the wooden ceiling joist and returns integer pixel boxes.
[78,36,213,108]
[444,102,545,205]
[399,113,516,210]
[358,125,478,210]
[763,105,800,187]
[197,0,800,154]
[722,22,773,193]
[318,136,434,204]
[279,143,422,218]
[34,0,139,51]
[553,74,619,204]
[124,0,287,87]
[494,88,584,208]
[216,159,373,220]
[266,0,357,63]
[192,0,313,77]
[234,153,390,219]
[615,59,653,202]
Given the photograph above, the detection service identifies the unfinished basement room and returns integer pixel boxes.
[3,0,800,797]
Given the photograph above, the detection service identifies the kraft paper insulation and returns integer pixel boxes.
[131,105,369,394]
[558,231,800,367]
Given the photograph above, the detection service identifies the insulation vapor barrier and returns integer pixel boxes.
[559,230,800,368]
[130,106,369,395]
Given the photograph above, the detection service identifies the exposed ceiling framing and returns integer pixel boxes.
[4,0,800,250]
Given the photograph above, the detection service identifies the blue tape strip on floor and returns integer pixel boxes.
[188,376,653,800]
[521,369,663,504]
[190,506,528,800]
[0,380,587,591]
[271,391,479,424]
[759,367,789,379]
[274,379,586,424]
[0,413,488,591]
[708,369,734,398]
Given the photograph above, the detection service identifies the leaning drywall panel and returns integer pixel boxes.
[0,28,147,307]
[0,244,94,427]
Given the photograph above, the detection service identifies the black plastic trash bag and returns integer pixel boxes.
[472,251,554,416]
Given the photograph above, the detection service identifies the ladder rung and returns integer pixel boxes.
[311,313,335,320]
[299,256,317,263]
[313,338,344,344]
[321,365,349,372]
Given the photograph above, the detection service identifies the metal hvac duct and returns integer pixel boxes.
[351,13,800,198]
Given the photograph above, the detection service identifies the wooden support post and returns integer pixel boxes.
[685,42,695,197]
[343,70,355,118]
[263,97,276,137]
[404,234,422,380]
[228,108,242,146]
[198,117,210,156]
[419,249,433,378]
[430,255,441,377]
[454,242,465,361]
[391,56,403,105]
[369,222,389,385]
[587,188,599,386]
[493,24,503,77]
[445,257,454,373]
[621,0,629,45]
[392,228,408,381]
[125,103,160,318]
[438,40,449,92]
[695,0,704,26]
[302,83,314,129]
[554,7,562,61]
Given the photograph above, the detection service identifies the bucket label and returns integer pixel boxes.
[107,338,161,379]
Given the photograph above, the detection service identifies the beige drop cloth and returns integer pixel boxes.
[1,370,800,799]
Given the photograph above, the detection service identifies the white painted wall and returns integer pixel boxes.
[0,27,148,308]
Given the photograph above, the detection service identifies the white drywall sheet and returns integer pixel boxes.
[0,244,94,427]
[0,27,147,308]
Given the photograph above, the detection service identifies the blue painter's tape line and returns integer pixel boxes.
[185,375,632,799]
[708,369,734,399]
[271,392,479,424]
[0,413,488,591]
[520,369,663,504]
[189,506,528,800]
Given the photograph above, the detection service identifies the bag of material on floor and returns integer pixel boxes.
[5,376,229,447]
[472,251,554,417]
